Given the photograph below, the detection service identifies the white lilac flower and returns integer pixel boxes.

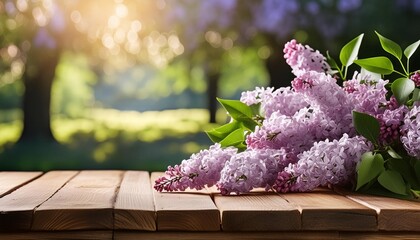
[273,134,372,193]
[154,143,237,191]
[400,106,420,159]
[283,39,331,77]
[217,148,296,195]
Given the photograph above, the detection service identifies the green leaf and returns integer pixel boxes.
[340,33,364,67]
[404,39,420,59]
[354,57,394,75]
[388,158,420,189]
[387,147,402,159]
[352,111,380,144]
[356,152,385,190]
[326,51,339,70]
[378,170,408,195]
[219,128,245,148]
[206,121,240,143]
[391,78,415,105]
[412,88,420,102]
[375,31,402,60]
[217,98,253,120]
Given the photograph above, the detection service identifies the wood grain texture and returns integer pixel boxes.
[340,231,420,240]
[0,231,112,240]
[0,171,78,231]
[151,172,220,231]
[114,171,156,231]
[32,170,123,231]
[336,190,420,231]
[214,192,301,231]
[115,231,340,240]
[280,189,377,231]
[0,171,43,197]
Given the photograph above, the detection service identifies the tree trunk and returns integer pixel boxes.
[207,71,220,123]
[265,46,295,89]
[19,48,60,143]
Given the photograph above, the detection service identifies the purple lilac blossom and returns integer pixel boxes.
[240,87,308,118]
[400,106,420,159]
[411,71,420,86]
[345,77,389,116]
[217,148,296,195]
[284,39,331,77]
[273,134,373,193]
[154,143,237,191]
[376,106,408,145]
[292,70,354,136]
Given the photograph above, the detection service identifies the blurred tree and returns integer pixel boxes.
[0,0,183,142]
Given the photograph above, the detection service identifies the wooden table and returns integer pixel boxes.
[1,170,420,239]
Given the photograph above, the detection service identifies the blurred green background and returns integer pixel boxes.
[1,0,420,171]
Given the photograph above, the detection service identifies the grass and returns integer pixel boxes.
[0,108,224,171]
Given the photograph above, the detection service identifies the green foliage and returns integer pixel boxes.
[375,31,402,60]
[404,40,420,59]
[391,78,415,105]
[340,33,364,67]
[356,152,385,190]
[205,98,261,150]
[352,111,380,145]
[52,52,96,118]
[377,170,407,195]
[354,57,394,75]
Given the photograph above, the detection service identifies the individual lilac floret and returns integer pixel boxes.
[411,71,420,86]
[240,86,308,118]
[400,106,420,159]
[376,106,408,145]
[283,39,331,77]
[154,143,237,192]
[217,148,296,195]
[273,134,372,193]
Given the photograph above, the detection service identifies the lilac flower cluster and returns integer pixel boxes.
[155,39,420,195]
[400,106,420,159]
[273,134,372,192]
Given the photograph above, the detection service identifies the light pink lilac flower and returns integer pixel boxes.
[400,106,420,159]
[273,134,372,193]
[284,39,331,77]
[217,148,296,195]
[345,78,389,116]
[240,87,308,118]
[154,143,237,191]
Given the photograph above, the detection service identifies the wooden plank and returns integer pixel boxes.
[0,172,43,197]
[280,189,377,231]
[0,231,112,240]
[114,171,156,231]
[32,170,123,231]
[115,231,340,240]
[0,171,78,231]
[151,172,220,231]
[213,192,301,231]
[340,231,420,240]
[336,190,420,231]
